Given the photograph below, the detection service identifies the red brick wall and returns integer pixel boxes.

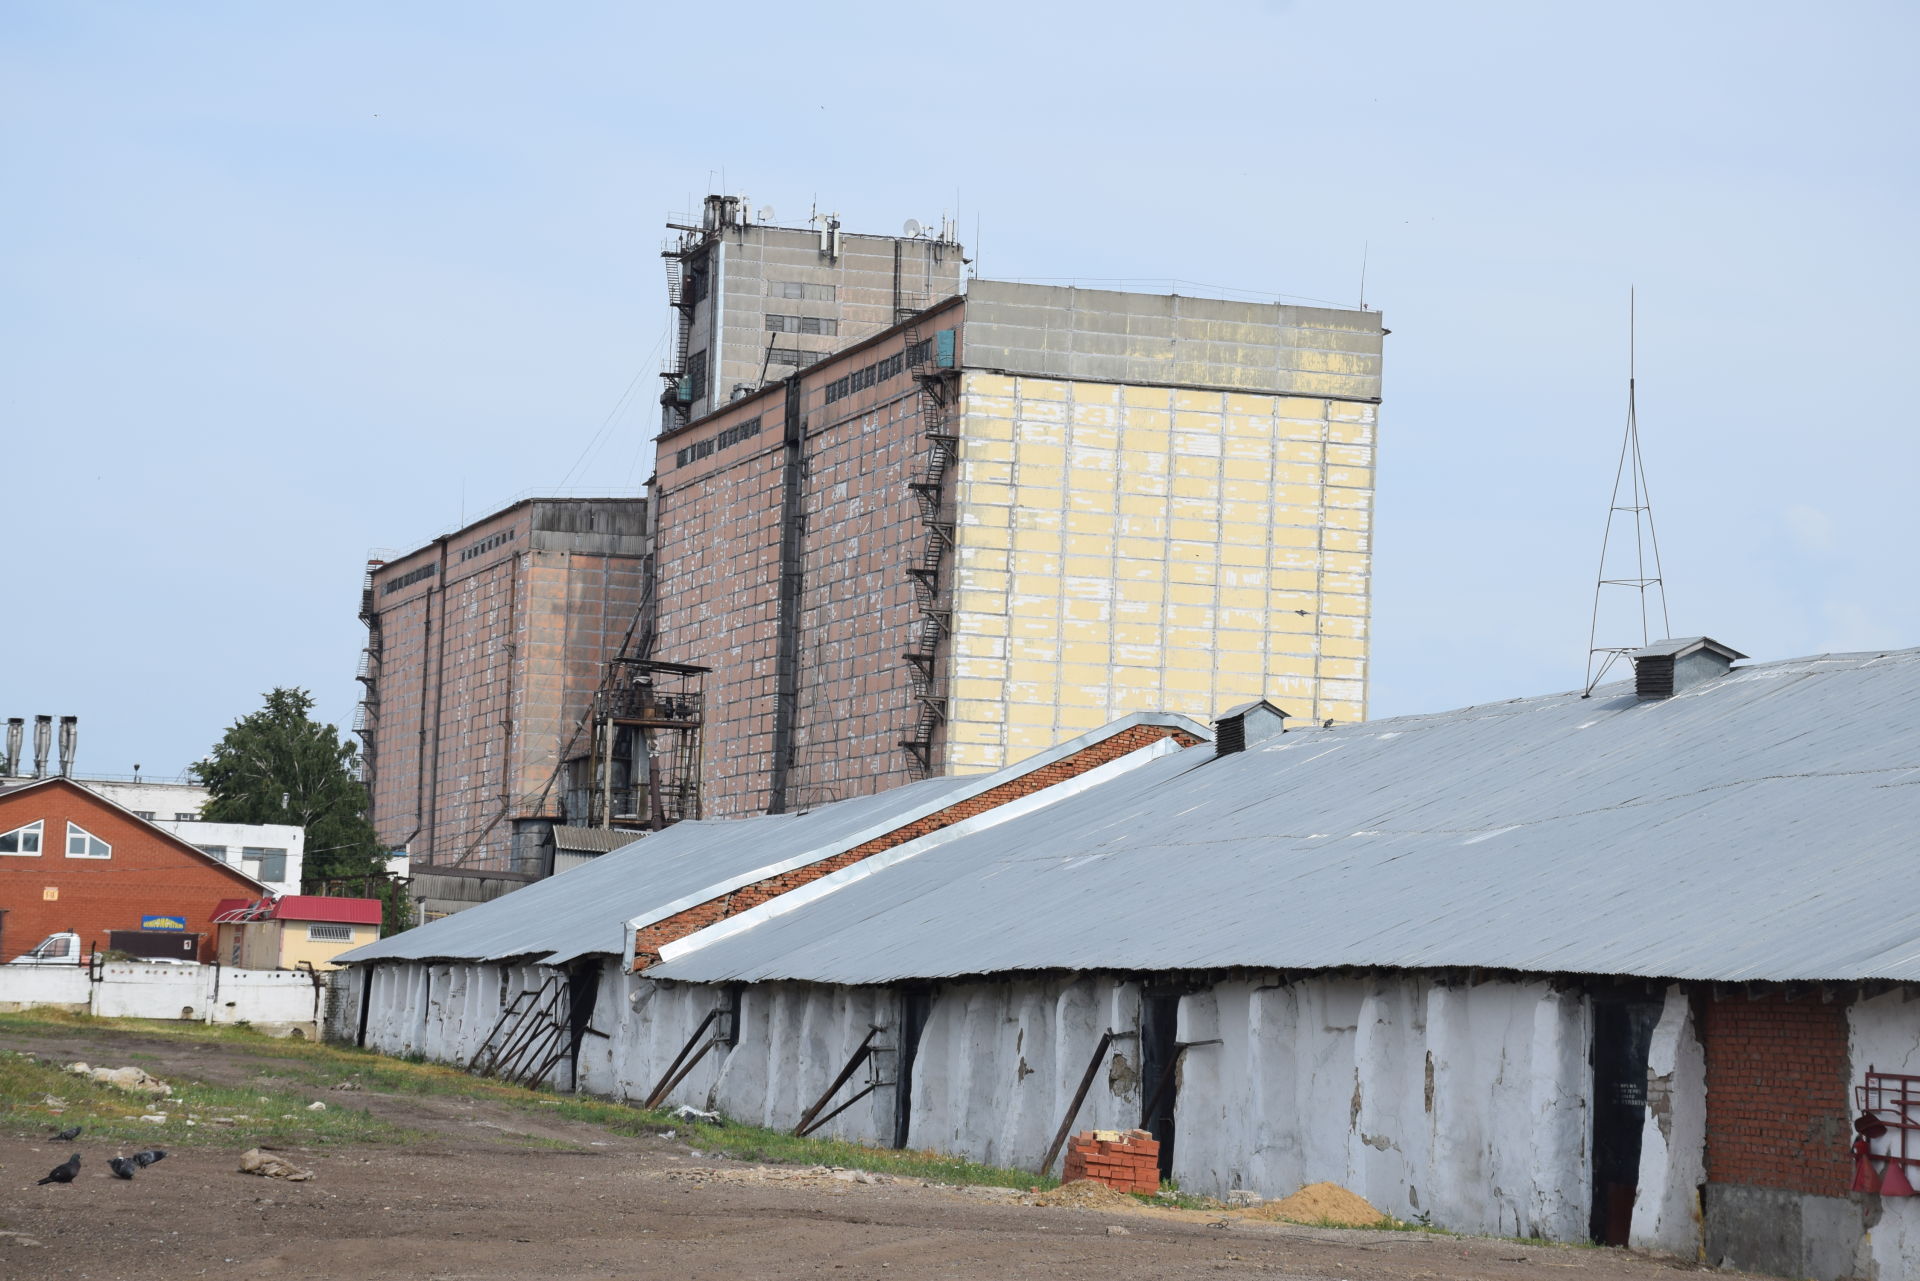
[652,299,968,818]
[632,722,1199,966]
[365,503,648,873]
[1700,993,1853,1194]
[0,780,264,963]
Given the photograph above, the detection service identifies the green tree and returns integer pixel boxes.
[192,687,388,894]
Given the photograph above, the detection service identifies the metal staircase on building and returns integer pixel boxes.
[898,331,959,778]
[353,561,384,788]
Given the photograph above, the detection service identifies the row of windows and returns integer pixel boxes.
[458,527,517,562]
[767,347,814,367]
[824,339,927,406]
[765,314,838,336]
[674,416,763,468]
[134,811,201,822]
[383,563,437,594]
[772,280,835,301]
[0,820,110,859]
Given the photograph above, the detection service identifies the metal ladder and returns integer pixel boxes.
[898,334,959,778]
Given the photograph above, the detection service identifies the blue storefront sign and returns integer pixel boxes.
[140,915,187,932]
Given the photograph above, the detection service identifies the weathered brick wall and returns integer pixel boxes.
[0,780,263,962]
[1700,992,1853,1194]
[652,302,967,818]
[366,505,648,875]
[632,722,1199,965]
[651,402,789,817]
[786,380,929,808]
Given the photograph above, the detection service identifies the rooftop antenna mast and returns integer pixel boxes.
[1583,289,1672,696]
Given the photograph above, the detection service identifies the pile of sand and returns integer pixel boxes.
[1031,1178,1140,1210]
[1247,1181,1388,1227]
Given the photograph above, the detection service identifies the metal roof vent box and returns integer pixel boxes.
[1630,637,1747,700]
[1213,700,1290,756]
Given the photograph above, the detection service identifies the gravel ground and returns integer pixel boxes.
[0,1020,1751,1281]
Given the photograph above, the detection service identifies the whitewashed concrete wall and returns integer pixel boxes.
[1629,986,1707,1257]
[0,964,91,1010]
[356,960,559,1078]
[1852,990,1920,1279]
[1169,975,1590,1240]
[0,962,325,1030]
[628,970,1590,1239]
[346,963,1598,1241]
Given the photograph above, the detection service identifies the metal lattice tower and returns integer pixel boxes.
[1583,291,1673,696]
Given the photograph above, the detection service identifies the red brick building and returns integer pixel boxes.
[0,777,266,963]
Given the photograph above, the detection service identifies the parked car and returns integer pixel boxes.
[7,931,82,965]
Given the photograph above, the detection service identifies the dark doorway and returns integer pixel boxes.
[1139,989,1183,1178]
[564,961,603,1092]
[893,986,934,1149]
[1590,992,1663,1244]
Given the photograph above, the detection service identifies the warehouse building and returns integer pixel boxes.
[333,642,1920,1280]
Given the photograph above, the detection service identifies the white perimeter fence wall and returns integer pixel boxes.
[0,962,328,1032]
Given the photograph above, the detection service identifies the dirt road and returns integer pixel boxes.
[1,1019,1739,1281]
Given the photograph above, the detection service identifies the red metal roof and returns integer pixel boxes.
[212,896,381,926]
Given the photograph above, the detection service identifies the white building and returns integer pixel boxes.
[80,777,210,822]
[159,821,304,899]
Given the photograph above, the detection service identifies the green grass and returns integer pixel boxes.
[0,1048,416,1147]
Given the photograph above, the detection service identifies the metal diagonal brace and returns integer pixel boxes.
[1039,1029,1138,1176]
[1139,1038,1222,1136]
[643,1006,724,1110]
[793,1027,883,1136]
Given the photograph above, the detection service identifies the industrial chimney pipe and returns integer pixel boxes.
[32,715,53,778]
[57,716,77,777]
[2,718,22,777]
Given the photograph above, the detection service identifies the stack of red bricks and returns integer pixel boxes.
[1063,1129,1161,1194]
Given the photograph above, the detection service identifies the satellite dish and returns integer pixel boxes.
[903,218,923,237]
[757,205,776,224]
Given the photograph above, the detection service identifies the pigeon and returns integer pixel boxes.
[37,1154,80,1185]
[131,1149,167,1168]
[109,1156,137,1180]
[50,1125,82,1142]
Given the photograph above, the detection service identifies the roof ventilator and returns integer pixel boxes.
[1629,637,1746,700]
[1212,700,1289,757]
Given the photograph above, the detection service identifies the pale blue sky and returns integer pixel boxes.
[4,1,1914,777]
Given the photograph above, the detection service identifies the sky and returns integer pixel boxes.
[3,1,1915,779]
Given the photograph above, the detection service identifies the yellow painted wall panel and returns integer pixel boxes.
[1017,379,1069,402]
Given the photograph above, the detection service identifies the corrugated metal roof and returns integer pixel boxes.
[336,774,969,965]
[550,826,646,855]
[336,712,1205,967]
[651,649,1920,986]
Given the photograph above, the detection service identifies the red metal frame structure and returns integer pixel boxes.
[1856,1071,1920,1176]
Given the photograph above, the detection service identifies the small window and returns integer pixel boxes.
[773,280,836,302]
[307,923,353,942]
[195,844,229,860]
[0,819,44,856]
[173,812,198,821]
[765,314,838,336]
[133,810,155,820]
[767,347,813,367]
[686,350,708,401]
[66,822,110,859]
[29,934,72,959]
[242,847,288,883]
